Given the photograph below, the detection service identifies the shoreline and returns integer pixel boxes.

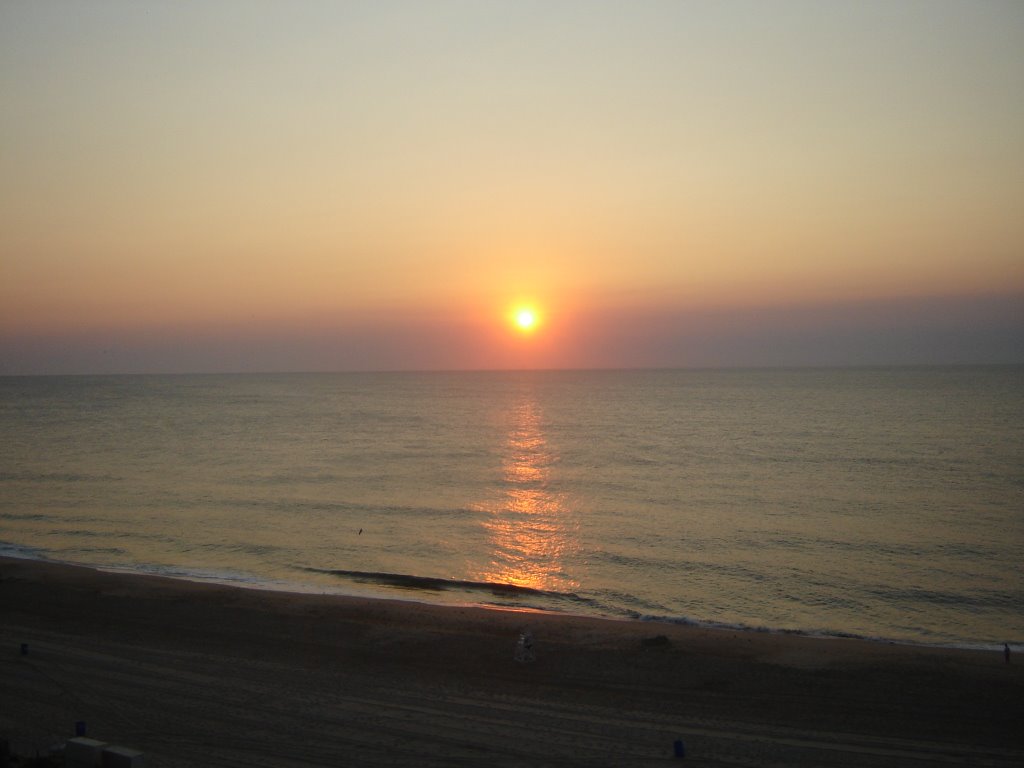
[4,550,1011,652]
[3,555,1023,766]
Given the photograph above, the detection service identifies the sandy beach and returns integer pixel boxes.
[2,556,1021,767]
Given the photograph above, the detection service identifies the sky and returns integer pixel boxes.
[2,0,1022,374]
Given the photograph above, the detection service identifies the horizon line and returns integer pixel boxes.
[3,361,1023,379]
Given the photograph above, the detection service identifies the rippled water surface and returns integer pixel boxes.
[2,367,1022,646]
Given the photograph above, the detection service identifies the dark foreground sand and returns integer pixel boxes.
[2,557,1021,767]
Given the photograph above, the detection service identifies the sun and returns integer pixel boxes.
[516,308,537,330]
[509,304,541,334]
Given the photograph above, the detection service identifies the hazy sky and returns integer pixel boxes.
[2,0,1022,373]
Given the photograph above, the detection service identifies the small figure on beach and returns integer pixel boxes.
[1005,643,1011,664]
[515,630,535,663]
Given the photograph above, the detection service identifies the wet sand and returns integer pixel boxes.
[2,555,1021,766]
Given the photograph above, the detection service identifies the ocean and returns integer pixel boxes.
[1,367,1021,648]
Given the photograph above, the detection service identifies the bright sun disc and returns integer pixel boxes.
[515,309,536,330]
[508,303,542,335]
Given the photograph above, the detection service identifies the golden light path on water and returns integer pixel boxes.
[475,396,579,594]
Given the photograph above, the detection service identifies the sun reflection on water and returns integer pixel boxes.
[476,397,578,593]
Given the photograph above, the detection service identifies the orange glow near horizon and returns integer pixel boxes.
[2,4,1022,374]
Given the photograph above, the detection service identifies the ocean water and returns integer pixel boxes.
[1,367,1021,648]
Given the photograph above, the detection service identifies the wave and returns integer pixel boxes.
[304,567,592,604]
[634,613,1018,651]
[0,471,122,483]
[0,541,47,560]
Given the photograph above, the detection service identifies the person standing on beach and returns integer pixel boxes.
[1005,643,1011,664]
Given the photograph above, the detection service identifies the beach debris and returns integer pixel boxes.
[514,630,535,663]
[641,634,671,648]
